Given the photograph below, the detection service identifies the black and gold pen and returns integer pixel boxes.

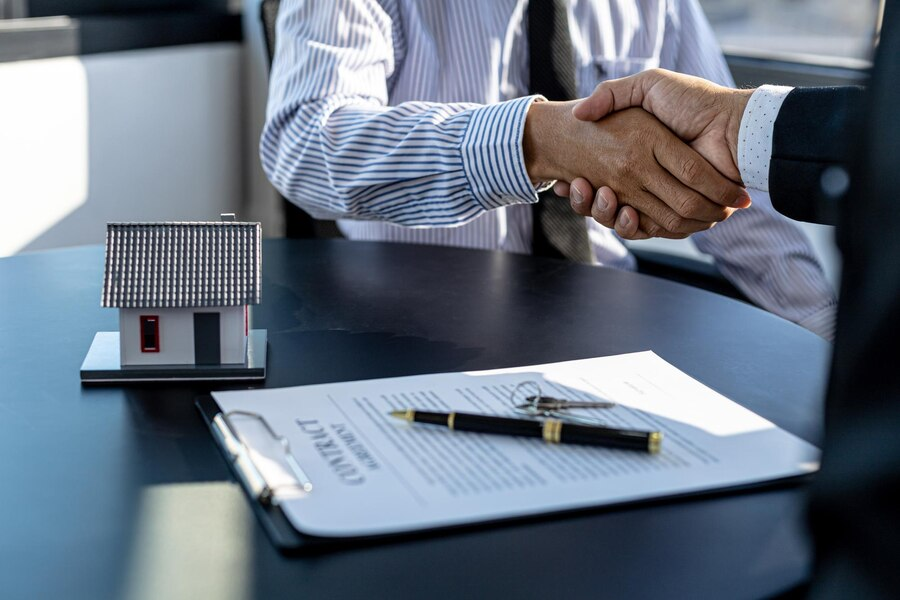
[389,409,662,453]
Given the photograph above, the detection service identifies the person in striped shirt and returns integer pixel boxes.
[261,0,837,340]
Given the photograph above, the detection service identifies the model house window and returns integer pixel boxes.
[140,316,159,352]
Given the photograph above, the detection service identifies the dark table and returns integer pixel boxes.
[0,239,830,600]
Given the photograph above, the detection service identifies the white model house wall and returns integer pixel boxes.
[119,306,246,366]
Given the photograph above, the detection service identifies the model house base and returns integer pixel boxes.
[80,329,267,383]
[82,218,267,383]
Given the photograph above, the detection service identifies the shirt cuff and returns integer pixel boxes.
[737,85,793,192]
[796,301,838,342]
[460,95,543,211]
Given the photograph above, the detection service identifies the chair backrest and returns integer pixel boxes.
[259,0,343,239]
[260,0,280,68]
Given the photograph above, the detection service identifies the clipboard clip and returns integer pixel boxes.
[211,409,313,506]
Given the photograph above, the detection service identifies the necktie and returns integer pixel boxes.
[527,0,594,263]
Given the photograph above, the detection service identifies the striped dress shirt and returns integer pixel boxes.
[261,0,837,340]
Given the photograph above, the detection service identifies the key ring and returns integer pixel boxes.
[510,381,544,415]
[509,380,614,425]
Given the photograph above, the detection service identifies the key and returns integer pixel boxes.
[524,396,616,410]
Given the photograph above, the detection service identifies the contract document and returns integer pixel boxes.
[210,351,819,538]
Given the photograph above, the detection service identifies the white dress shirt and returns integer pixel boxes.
[261,0,837,339]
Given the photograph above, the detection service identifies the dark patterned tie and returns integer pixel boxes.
[527,0,594,263]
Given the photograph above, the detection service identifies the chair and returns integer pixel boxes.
[630,248,749,301]
[260,0,342,239]
[260,0,279,63]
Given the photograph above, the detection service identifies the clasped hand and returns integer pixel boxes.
[524,76,752,240]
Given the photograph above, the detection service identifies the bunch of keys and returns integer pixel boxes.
[510,381,615,426]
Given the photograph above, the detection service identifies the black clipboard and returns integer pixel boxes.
[197,396,329,552]
[198,394,550,554]
[196,395,813,555]
[197,395,543,554]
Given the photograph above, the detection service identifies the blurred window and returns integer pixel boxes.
[698,0,882,63]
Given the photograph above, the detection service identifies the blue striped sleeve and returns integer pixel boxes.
[259,0,539,227]
[460,95,541,211]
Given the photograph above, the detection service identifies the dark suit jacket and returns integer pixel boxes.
[768,4,900,597]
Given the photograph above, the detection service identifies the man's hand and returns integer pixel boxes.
[524,101,750,239]
[557,69,755,239]
[552,179,633,236]
[573,69,753,186]
[555,178,647,238]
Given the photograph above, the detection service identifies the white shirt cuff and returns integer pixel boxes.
[737,85,793,192]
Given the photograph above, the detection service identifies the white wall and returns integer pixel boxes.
[119,306,246,366]
[0,43,247,256]
[1,56,88,256]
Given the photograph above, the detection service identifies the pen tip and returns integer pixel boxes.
[390,409,416,422]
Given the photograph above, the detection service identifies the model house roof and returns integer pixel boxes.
[101,221,262,308]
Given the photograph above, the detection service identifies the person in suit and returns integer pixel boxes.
[560,4,900,593]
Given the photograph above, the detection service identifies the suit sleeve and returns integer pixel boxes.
[768,87,864,225]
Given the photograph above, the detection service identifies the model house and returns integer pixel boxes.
[101,219,261,366]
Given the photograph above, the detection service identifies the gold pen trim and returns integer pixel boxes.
[542,419,563,444]
[447,412,456,430]
[648,431,663,454]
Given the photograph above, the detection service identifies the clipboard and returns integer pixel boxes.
[197,395,655,553]
[197,396,315,551]
[196,388,814,555]
[196,395,563,553]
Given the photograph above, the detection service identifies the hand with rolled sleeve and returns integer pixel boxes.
[260,0,747,237]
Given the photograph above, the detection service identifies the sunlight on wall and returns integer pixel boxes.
[1,44,243,257]
[0,56,89,257]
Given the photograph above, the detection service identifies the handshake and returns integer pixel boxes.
[524,69,755,240]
